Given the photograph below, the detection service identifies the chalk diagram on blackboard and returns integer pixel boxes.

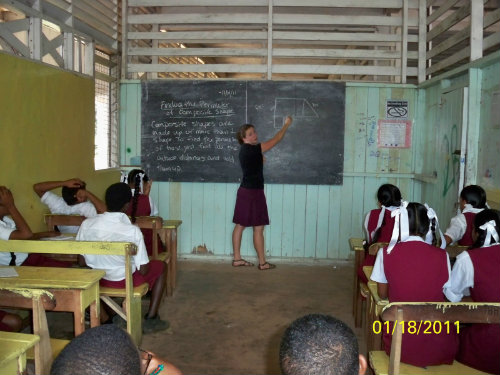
[273,98,319,128]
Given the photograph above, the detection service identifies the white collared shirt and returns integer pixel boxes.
[76,212,149,281]
[445,204,484,245]
[41,191,98,233]
[0,216,28,265]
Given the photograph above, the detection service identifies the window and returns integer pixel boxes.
[94,50,119,170]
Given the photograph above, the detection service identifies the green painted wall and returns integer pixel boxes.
[0,52,119,232]
[121,81,421,260]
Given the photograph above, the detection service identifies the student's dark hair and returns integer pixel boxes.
[61,183,86,206]
[460,185,487,208]
[127,169,149,224]
[105,183,132,212]
[406,202,434,241]
[236,124,254,145]
[50,324,141,375]
[279,314,359,375]
[471,209,500,249]
[371,184,402,243]
[377,184,402,207]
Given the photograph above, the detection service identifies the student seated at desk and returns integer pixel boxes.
[33,178,106,233]
[370,202,458,367]
[124,169,164,256]
[0,186,70,268]
[76,182,168,333]
[444,185,488,246]
[50,324,182,375]
[443,209,500,375]
[358,184,401,283]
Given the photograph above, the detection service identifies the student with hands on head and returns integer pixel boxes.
[232,115,293,270]
[33,178,106,233]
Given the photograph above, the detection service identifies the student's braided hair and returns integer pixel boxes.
[127,169,149,224]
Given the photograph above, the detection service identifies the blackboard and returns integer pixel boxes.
[141,80,345,185]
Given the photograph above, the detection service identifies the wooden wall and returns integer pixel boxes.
[121,81,420,260]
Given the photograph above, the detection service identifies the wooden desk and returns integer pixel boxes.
[0,266,105,336]
[0,331,39,375]
[159,220,182,296]
[363,266,388,352]
[350,237,365,327]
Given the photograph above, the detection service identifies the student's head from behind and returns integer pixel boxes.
[279,314,367,375]
[50,324,141,375]
[236,124,256,145]
[406,202,433,239]
[62,182,87,206]
[460,185,487,210]
[105,183,132,213]
[128,169,150,191]
[377,184,402,207]
[472,209,500,248]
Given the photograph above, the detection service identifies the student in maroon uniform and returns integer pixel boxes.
[370,202,458,367]
[444,185,488,246]
[358,184,402,283]
[444,209,500,374]
[125,169,164,257]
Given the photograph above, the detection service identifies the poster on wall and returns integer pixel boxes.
[386,99,409,119]
[377,119,412,148]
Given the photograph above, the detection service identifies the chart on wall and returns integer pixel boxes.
[141,80,345,185]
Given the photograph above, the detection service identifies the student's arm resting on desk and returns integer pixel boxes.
[443,251,474,302]
[261,116,293,153]
[370,248,389,299]
[0,187,32,239]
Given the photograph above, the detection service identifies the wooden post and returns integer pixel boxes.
[470,0,484,61]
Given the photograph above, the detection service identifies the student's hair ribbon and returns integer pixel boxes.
[479,220,499,246]
[424,203,446,249]
[120,171,128,184]
[387,201,409,254]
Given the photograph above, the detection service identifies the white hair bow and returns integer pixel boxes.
[120,171,128,183]
[387,201,409,254]
[370,205,386,241]
[424,203,446,249]
[479,220,499,246]
[138,172,145,193]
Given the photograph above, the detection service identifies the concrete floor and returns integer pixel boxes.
[46,259,368,375]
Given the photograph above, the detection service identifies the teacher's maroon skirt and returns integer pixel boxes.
[233,187,269,227]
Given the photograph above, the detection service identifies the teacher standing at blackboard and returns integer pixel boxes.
[232,115,293,270]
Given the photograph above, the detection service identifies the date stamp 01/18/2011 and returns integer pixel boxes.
[373,320,460,335]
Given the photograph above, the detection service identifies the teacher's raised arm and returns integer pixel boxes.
[261,116,293,153]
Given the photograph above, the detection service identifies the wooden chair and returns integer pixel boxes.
[44,214,86,232]
[133,216,172,297]
[0,288,69,375]
[370,302,500,375]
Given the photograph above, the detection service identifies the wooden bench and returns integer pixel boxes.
[0,239,147,345]
[0,331,40,375]
[0,287,69,375]
[370,302,500,375]
[349,237,365,327]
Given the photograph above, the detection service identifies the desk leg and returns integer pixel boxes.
[170,228,177,293]
[89,300,100,328]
